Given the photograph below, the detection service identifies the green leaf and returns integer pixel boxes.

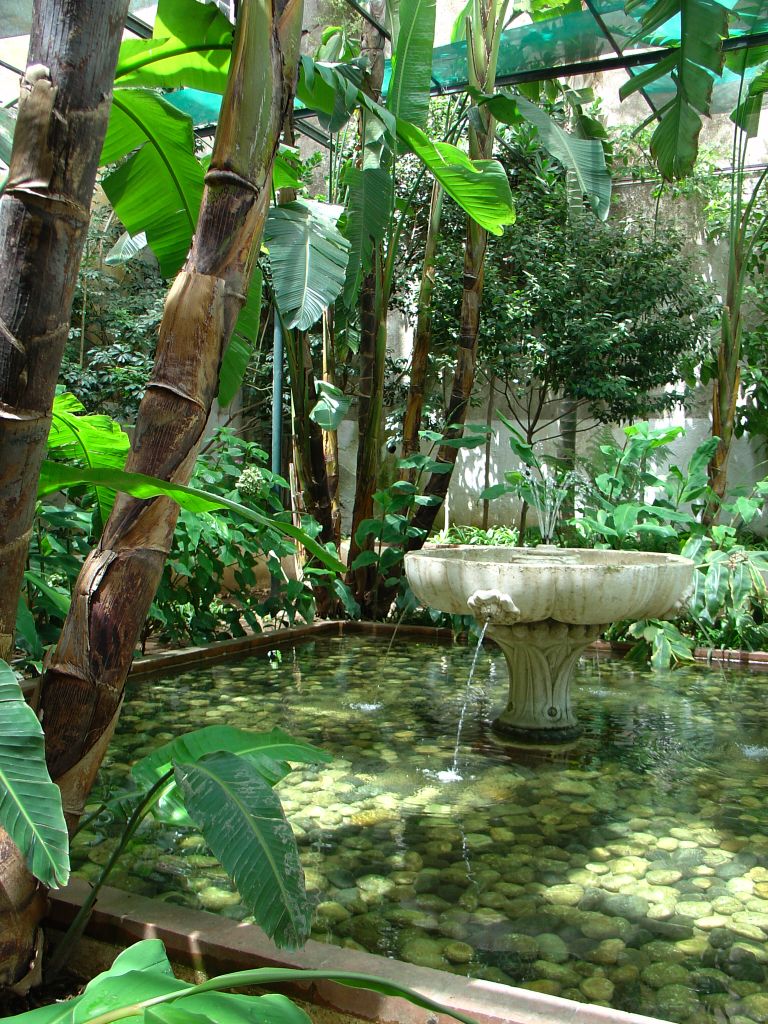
[309,381,351,431]
[0,106,16,167]
[333,579,361,618]
[296,57,365,133]
[339,162,393,306]
[480,483,512,500]
[176,751,312,949]
[133,726,329,825]
[265,200,350,331]
[273,151,304,191]
[101,89,204,276]
[396,118,515,235]
[482,93,611,220]
[147,992,312,1024]
[622,0,728,180]
[387,0,436,129]
[218,270,263,407]
[104,230,148,266]
[15,597,43,660]
[47,392,130,523]
[114,0,233,92]
[24,571,70,618]
[0,661,69,887]
[350,550,379,569]
[36,462,345,573]
[612,503,640,539]
[450,0,473,42]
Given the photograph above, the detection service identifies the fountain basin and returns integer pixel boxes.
[404,547,694,742]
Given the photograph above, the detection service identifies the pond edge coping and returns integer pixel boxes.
[48,879,668,1024]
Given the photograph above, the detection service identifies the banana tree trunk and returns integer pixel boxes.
[285,328,336,547]
[401,180,444,479]
[322,307,342,546]
[346,2,387,610]
[707,298,742,513]
[407,0,503,546]
[0,0,130,988]
[36,0,303,854]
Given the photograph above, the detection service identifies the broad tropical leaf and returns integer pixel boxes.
[309,381,351,430]
[114,0,233,92]
[147,992,312,1024]
[387,0,436,129]
[132,725,330,824]
[47,392,130,523]
[0,106,15,167]
[450,0,473,42]
[36,462,345,573]
[396,118,515,234]
[101,89,204,276]
[482,93,612,219]
[176,751,312,949]
[297,56,366,133]
[621,0,728,179]
[273,150,304,191]
[105,230,148,265]
[0,661,69,887]
[218,269,263,407]
[732,63,768,135]
[265,200,350,331]
[339,163,392,305]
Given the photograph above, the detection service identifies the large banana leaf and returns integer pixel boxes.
[105,230,148,266]
[265,200,350,331]
[339,163,393,306]
[0,661,69,888]
[481,93,611,220]
[101,89,204,277]
[47,392,130,524]
[132,725,330,824]
[217,269,263,407]
[396,119,516,234]
[114,0,233,93]
[621,0,728,179]
[732,63,768,135]
[36,462,345,573]
[387,0,436,129]
[176,751,312,949]
[296,56,366,133]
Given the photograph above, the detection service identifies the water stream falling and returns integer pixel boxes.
[436,620,489,782]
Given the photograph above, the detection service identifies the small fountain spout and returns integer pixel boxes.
[467,589,521,625]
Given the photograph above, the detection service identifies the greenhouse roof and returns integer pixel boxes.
[1,0,767,127]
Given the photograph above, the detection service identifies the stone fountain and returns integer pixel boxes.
[404,547,694,743]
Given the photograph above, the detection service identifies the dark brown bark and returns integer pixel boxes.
[39,0,304,798]
[346,2,387,610]
[285,329,336,547]
[0,0,129,988]
[401,180,443,478]
[406,1,498,547]
[322,307,342,546]
[0,0,129,664]
[707,299,742,516]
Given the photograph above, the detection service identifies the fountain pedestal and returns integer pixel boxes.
[404,547,694,745]
[487,620,603,742]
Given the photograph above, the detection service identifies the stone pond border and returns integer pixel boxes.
[48,880,668,1024]
[37,620,768,1024]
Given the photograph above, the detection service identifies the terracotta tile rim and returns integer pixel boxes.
[48,880,668,1024]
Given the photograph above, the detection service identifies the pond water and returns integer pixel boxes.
[73,635,768,1023]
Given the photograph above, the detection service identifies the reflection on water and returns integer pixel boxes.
[74,637,768,1023]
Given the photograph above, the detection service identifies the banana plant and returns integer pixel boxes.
[620,0,768,505]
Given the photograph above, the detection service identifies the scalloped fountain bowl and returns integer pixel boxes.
[404,546,694,744]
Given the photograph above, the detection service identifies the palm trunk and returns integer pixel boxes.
[401,180,444,479]
[37,0,303,833]
[406,0,503,547]
[322,307,342,546]
[707,300,742,513]
[285,328,336,547]
[346,1,387,610]
[0,0,130,988]
[0,0,129,665]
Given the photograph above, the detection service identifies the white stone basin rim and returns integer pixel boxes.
[404,546,695,625]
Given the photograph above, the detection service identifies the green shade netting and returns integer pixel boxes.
[158,0,768,128]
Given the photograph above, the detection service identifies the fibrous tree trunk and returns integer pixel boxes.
[35,0,303,870]
[285,328,336,547]
[346,1,387,610]
[322,307,342,545]
[400,180,444,479]
[707,272,742,513]
[0,0,130,988]
[407,0,504,545]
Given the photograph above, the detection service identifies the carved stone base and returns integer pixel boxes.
[487,619,605,743]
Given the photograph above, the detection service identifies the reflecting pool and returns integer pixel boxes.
[72,635,768,1023]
